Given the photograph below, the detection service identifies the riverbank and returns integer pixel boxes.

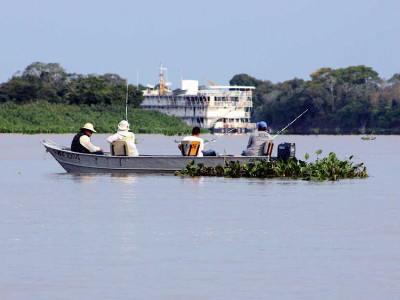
[0,101,195,135]
[1,101,398,135]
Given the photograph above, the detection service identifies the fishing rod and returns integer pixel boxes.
[205,127,238,144]
[271,109,308,140]
[125,78,129,121]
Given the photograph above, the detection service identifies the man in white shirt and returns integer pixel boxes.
[107,120,139,156]
[178,126,216,157]
[71,123,104,154]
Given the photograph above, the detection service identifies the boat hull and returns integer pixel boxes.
[42,139,271,173]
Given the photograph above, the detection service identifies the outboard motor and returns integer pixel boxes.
[277,142,296,160]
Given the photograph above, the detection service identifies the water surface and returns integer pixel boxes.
[0,134,399,299]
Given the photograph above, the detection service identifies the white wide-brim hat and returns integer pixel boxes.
[118,120,130,131]
[80,123,97,133]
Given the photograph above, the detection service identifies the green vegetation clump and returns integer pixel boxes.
[0,101,193,135]
[175,151,367,181]
[361,136,376,140]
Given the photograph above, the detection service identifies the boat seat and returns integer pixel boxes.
[263,140,274,156]
[110,140,130,156]
[180,140,201,156]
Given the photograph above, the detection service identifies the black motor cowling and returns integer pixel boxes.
[277,142,295,160]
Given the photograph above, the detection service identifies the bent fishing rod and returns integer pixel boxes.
[271,109,309,140]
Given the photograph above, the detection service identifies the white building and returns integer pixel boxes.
[141,66,255,133]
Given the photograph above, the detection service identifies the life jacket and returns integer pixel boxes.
[71,131,91,153]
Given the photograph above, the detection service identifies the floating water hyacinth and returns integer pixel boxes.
[175,150,367,181]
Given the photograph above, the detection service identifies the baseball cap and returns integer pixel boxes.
[257,121,267,129]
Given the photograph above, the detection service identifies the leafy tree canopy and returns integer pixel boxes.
[0,62,144,107]
[235,65,400,134]
[310,65,380,85]
[229,74,262,87]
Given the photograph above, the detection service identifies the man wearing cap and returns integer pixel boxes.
[107,120,139,156]
[71,123,104,154]
[242,121,271,156]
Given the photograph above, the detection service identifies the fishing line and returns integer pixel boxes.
[205,127,238,144]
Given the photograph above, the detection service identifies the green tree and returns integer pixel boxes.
[0,76,39,103]
[388,73,400,85]
[229,74,261,87]
[334,99,371,132]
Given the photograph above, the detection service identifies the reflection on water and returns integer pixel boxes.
[184,175,206,185]
[71,173,97,183]
[47,172,139,185]
[47,172,99,183]
[0,134,399,299]
[110,173,137,184]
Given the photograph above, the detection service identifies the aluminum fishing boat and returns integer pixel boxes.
[42,139,272,173]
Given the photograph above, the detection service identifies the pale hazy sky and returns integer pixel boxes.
[1,0,399,87]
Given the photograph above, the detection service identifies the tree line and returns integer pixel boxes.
[1,62,399,134]
[230,65,400,134]
[0,62,144,107]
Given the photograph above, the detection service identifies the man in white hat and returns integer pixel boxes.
[107,120,139,156]
[71,123,104,154]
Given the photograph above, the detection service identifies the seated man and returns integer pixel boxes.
[178,126,216,157]
[242,121,271,156]
[71,123,104,155]
[107,120,139,156]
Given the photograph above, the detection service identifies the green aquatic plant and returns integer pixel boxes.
[361,136,376,140]
[175,152,367,181]
[315,149,322,160]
